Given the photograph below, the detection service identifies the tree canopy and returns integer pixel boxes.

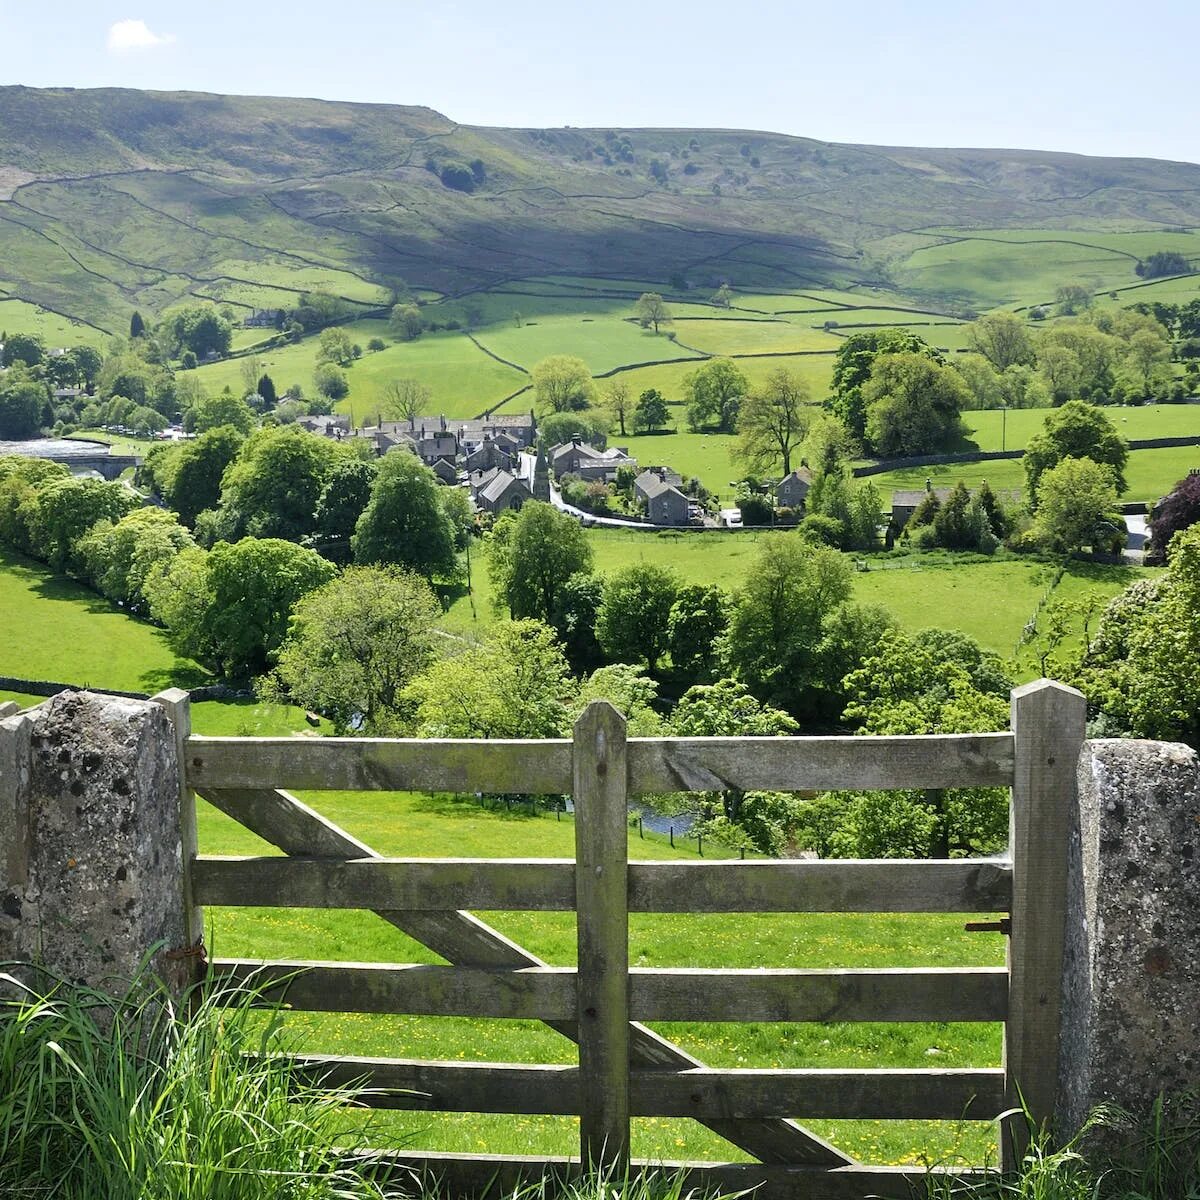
[595,563,679,670]
[409,619,574,739]
[352,450,458,579]
[271,566,441,733]
[684,358,746,432]
[734,368,812,476]
[1024,400,1129,502]
[862,353,968,457]
[146,538,335,678]
[829,329,942,441]
[487,501,593,623]
[634,292,673,334]
[532,356,595,412]
[724,539,853,714]
[209,425,343,543]
[1031,457,1122,554]
[1147,473,1200,564]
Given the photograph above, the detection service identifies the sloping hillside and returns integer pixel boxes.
[4,86,1200,332]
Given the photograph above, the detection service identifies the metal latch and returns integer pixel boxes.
[964,918,1011,935]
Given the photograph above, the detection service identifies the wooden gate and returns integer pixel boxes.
[158,678,1087,1199]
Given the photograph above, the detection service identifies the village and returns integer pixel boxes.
[293,408,819,528]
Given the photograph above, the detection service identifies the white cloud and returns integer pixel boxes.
[106,19,176,53]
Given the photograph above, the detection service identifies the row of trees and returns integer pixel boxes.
[955,308,1179,409]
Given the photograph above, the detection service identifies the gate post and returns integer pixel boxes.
[573,700,630,1169]
[153,689,205,990]
[0,691,190,997]
[1004,679,1087,1169]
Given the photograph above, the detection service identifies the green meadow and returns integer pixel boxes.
[961,403,1200,453]
[0,294,110,345]
[193,323,529,421]
[0,547,205,694]
[445,527,1144,673]
[0,547,325,735]
[868,444,1198,506]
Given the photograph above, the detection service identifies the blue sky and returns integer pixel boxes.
[4,0,1198,164]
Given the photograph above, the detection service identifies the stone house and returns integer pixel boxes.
[776,467,813,510]
[637,472,691,526]
[463,434,514,475]
[297,414,351,438]
[470,467,532,515]
[431,457,459,485]
[550,439,637,482]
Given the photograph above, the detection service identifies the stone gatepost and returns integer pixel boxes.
[0,690,191,996]
[1058,738,1200,1135]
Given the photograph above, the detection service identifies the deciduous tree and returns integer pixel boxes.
[0,369,46,438]
[667,583,728,681]
[965,312,1035,371]
[381,378,432,423]
[829,329,942,441]
[863,353,968,457]
[532,355,596,412]
[487,501,593,623]
[183,390,256,435]
[159,424,245,527]
[596,563,679,670]
[734,368,812,476]
[724,539,853,714]
[353,450,458,579]
[147,538,335,678]
[632,388,670,433]
[409,619,574,738]
[1146,472,1200,564]
[212,425,344,543]
[271,566,441,733]
[1024,400,1128,502]
[602,379,631,438]
[634,292,672,334]
[684,358,747,432]
[1031,457,1121,554]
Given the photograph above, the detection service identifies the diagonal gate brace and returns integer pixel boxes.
[199,785,853,1167]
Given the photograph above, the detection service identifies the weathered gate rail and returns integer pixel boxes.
[167,679,1087,1199]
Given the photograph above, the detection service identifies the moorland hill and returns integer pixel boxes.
[5,86,1200,332]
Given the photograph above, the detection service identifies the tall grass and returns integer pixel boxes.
[920,1091,1200,1199]
[0,966,391,1200]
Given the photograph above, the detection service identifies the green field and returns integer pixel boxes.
[671,318,843,356]
[0,547,206,693]
[603,352,836,411]
[0,294,111,344]
[893,235,1138,308]
[618,430,741,497]
[0,548,327,735]
[446,528,1147,672]
[869,444,1200,506]
[473,314,698,374]
[962,404,1200,453]
[193,324,529,422]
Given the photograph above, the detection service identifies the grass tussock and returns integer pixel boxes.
[922,1092,1200,1199]
[0,966,392,1200]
